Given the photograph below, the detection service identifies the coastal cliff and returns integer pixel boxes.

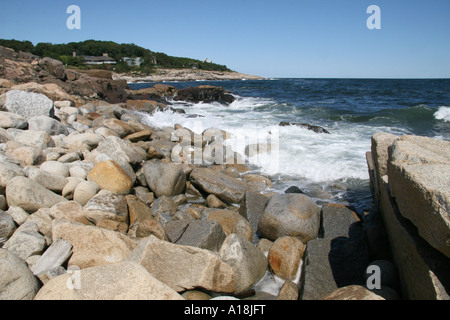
[367,133,450,299]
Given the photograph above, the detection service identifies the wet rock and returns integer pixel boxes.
[278,121,330,134]
[173,85,235,104]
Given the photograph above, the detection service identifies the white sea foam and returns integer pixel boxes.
[138,96,388,187]
[434,106,450,122]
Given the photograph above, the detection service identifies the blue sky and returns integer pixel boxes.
[0,0,449,78]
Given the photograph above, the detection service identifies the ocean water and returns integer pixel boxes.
[129,78,450,213]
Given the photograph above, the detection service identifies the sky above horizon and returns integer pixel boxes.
[0,0,449,78]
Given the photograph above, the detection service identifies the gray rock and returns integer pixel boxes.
[13,130,55,150]
[35,266,67,285]
[164,220,190,243]
[175,220,226,252]
[219,233,268,294]
[321,203,362,239]
[6,176,68,213]
[64,132,103,150]
[3,221,47,260]
[6,206,30,226]
[300,214,368,300]
[143,160,186,198]
[151,195,177,226]
[0,248,40,300]
[27,167,68,193]
[0,90,54,120]
[95,136,147,165]
[83,189,128,225]
[0,160,25,191]
[258,194,320,243]
[239,191,268,244]
[31,238,73,275]
[189,167,247,204]
[28,115,69,135]
[39,57,66,80]
[39,161,70,178]
[0,210,16,241]
[300,239,336,300]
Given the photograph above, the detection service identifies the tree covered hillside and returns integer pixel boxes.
[0,39,232,74]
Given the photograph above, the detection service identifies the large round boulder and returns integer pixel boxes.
[258,194,320,243]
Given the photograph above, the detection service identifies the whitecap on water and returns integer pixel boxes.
[434,106,450,122]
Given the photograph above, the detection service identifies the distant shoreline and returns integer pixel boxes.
[113,68,266,83]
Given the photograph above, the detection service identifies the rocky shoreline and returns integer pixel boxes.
[0,45,447,301]
[113,68,266,83]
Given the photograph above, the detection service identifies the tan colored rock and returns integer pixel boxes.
[87,160,133,195]
[136,219,168,240]
[206,208,253,242]
[10,146,46,166]
[48,201,91,225]
[124,129,153,142]
[34,261,184,300]
[278,281,299,300]
[127,236,236,293]
[206,194,227,209]
[102,118,136,138]
[323,285,385,300]
[268,236,305,280]
[388,135,450,258]
[52,219,138,269]
[125,195,153,228]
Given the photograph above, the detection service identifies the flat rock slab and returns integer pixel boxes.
[388,135,450,257]
[31,238,73,275]
[126,236,236,293]
[189,167,247,204]
[34,261,184,300]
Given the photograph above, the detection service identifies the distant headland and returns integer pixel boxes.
[0,39,265,82]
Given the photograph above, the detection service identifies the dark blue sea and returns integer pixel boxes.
[129,78,450,213]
